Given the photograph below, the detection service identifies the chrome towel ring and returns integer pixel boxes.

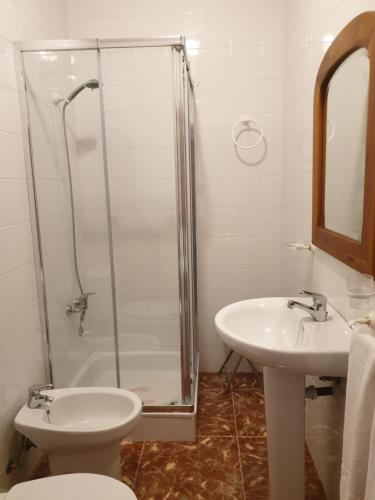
[232,115,264,150]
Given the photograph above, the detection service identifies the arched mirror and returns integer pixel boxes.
[312,12,375,275]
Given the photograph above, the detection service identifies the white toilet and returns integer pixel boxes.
[14,387,142,479]
[0,473,136,499]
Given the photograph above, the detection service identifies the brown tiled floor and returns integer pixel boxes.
[32,373,327,499]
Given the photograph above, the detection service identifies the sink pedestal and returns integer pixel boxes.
[263,367,305,500]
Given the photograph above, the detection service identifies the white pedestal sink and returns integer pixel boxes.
[215,297,350,500]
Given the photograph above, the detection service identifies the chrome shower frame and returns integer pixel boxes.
[15,36,198,406]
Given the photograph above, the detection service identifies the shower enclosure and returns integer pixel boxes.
[17,37,197,412]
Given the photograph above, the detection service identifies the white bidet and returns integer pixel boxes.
[15,387,142,479]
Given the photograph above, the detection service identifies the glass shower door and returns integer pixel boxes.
[22,49,119,388]
[100,46,183,406]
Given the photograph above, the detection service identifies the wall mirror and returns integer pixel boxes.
[312,12,375,275]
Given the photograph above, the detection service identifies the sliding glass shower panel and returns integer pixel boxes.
[187,78,198,381]
[100,47,182,405]
[22,50,118,387]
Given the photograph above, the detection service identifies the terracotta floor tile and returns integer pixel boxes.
[199,372,263,392]
[199,373,228,390]
[29,374,327,500]
[231,373,263,390]
[120,440,143,487]
[197,389,236,437]
[239,438,327,500]
[233,390,267,437]
[239,437,269,500]
[134,438,243,500]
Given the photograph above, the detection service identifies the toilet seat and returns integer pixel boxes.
[4,473,137,499]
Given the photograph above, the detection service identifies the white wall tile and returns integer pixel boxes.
[283,172,312,213]
[0,337,45,427]
[196,80,283,115]
[66,0,284,20]
[198,264,279,293]
[193,45,284,82]
[0,301,41,375]
[106,116,174,149]
[0,222,33,275]
[199,345,230,371]
[109,179,176,210]
[78,180,107,211]
[280,2,374,497]
[117,266,179,294]
[0,85,21,135]
[197,206,281,237]
[107,147,175,180]
[196,145,282,178]
[0,1,38,42]
[0,180,30,226]
[196,9,285,48]
[39,215,68,255]
[101,48,171,85]
[26,99,54,143]
[198,236,280,265]
[0,36,18,89]
[104,83,171,118]
[32,139,64,181]
[0,0,68,485]
[0,133,26,179]
[106,209,177,239]
[197,176,281,208]
[114,238,178,267]
[0,263,37,326]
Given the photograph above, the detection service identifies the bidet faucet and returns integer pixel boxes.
[28,384,54,409]
[287,290,328,322]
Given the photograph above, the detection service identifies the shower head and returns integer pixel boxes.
[65,78,99,104]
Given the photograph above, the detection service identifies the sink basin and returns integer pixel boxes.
[215,296,351,500]
[215,297,351,376]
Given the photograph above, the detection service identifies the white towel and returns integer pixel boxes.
[364,408,375,499]
[340,328,375,500]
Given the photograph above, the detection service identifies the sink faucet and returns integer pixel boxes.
[287,290,328,322]
[28,384,54,409]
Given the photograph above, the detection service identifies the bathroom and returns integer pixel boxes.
[1,0,375,499]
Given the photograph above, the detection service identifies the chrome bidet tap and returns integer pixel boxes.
[28,384,53,409]
[287,290,328,322]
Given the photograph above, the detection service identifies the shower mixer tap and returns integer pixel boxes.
[66,293,94,313]
[66,292,95,336]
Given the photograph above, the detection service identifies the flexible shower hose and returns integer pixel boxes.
[62,103,85,295]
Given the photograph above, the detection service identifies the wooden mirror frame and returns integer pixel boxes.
[312,12,375,275]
